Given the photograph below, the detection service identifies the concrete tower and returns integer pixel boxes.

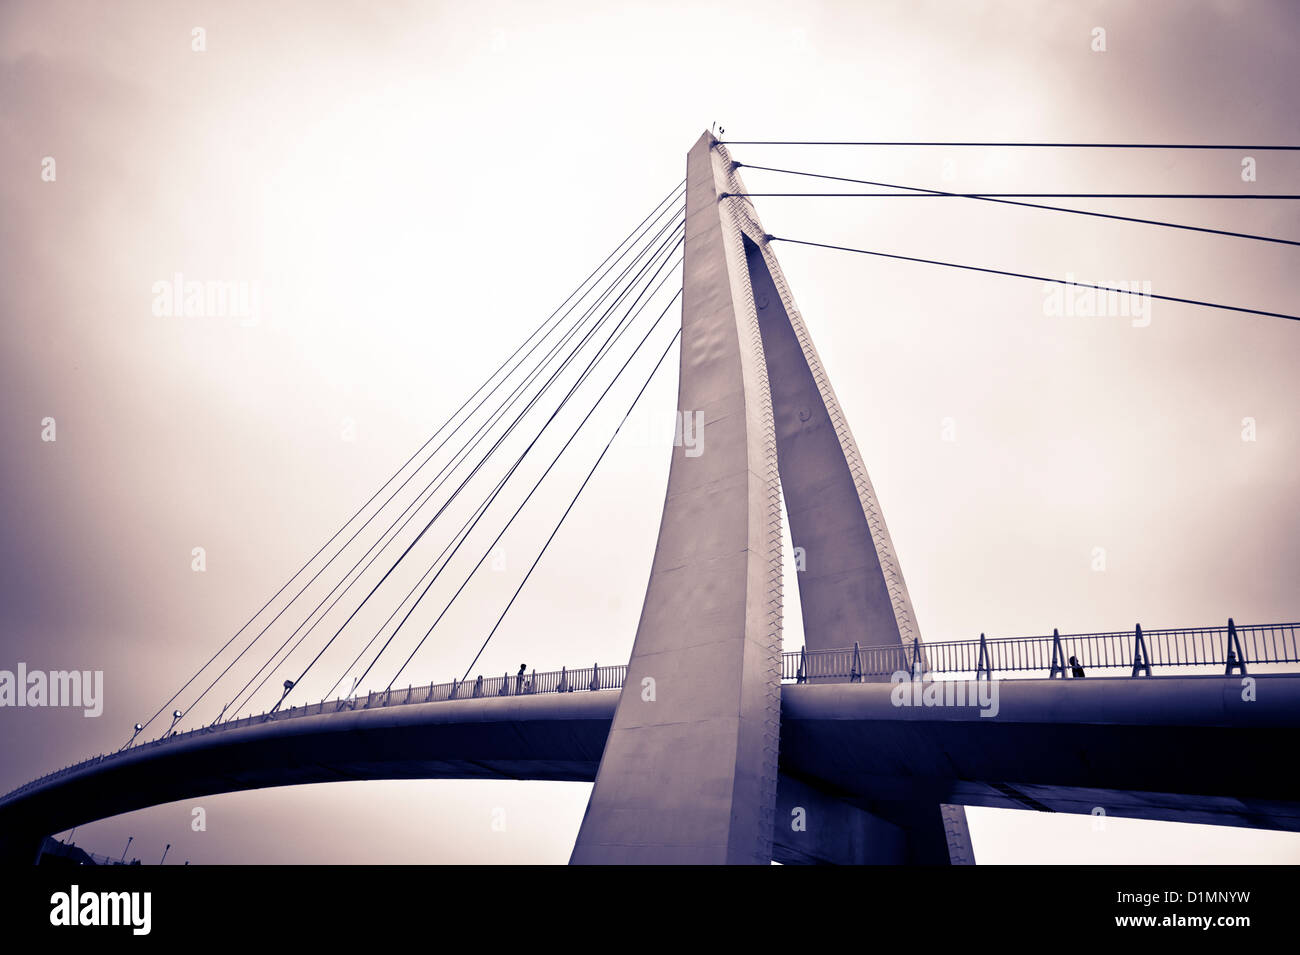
[572,132,973,864]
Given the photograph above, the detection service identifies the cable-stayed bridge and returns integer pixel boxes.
[3,131,1298,865]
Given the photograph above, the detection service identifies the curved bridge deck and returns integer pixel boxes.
[4,670,1299,862]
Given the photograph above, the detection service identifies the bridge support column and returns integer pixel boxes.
[572,131,973,864]
[773,773,905,864]
[774,775,974,865]
[570,132,783,864]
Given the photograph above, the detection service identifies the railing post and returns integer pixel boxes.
[1131,623,1151,677]
[1225,617,1249,675]
[976,633,991,681]
[1049,628,1066,679]
[850,642,862,682]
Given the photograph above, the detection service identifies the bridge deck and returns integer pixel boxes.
[3,674,1298,862]
[11,620,1295,805]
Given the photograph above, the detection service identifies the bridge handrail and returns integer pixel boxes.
[784,622,1299,681]
[6,620,1297,803]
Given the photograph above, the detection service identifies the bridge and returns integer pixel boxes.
[6,622,1299,864]
[4,131,1298,865]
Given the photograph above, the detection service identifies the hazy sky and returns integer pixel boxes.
[2,0,1297,863]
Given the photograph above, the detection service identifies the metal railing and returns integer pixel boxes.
[785,621,1299,682]
[214,662,629,736]
[6,620,1297,803]
[782,643,914,681]
[1,663,629,802]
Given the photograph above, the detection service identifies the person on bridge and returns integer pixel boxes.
[516,663,527,695]
[1069,655,1086,678]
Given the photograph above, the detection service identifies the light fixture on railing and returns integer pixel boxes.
[265,678,296,718]
[117,722,145,753]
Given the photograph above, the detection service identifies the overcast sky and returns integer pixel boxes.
[2,0,1297,863]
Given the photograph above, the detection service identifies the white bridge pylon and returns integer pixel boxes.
[570,132,973,864]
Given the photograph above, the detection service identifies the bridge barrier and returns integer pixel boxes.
[909,621,1297,678]
[782,622,1298,682]
[6,621,1297,804]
